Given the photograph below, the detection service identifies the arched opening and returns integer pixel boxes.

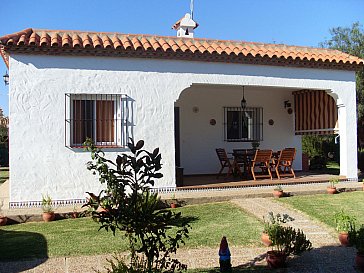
[174,84,342,188]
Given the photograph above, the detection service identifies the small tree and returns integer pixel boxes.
[84,138,190,272]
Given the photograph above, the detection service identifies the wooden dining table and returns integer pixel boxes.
[231,149,256,178]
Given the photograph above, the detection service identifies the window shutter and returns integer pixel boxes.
[293,90,338,135]
[73,100,94,144]
[96,100,114,142]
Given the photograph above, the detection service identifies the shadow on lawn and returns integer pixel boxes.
[190,244,357,272]
[0,229,48,272]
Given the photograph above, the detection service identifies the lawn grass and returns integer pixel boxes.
[0,202,263,261]
[174,202,262,248]
[0,167,9,184]
[276,191,364,230]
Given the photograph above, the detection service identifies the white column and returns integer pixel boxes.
[338,99,358,179]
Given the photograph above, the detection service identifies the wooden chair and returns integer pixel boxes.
[250,150,273,180]
[215,148,235,178]
[275,148,296,179]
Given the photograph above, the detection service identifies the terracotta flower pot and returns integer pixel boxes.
[266,250,287,269]
[355,252,364,271]
[71,212,78,219]
[273,190,284,198]
[170,203,177,209]
[327,187,337,194]
[261,232,272,246]
[0,216,7,226]
[338,232,351,247]
[97,207,108,213]
[42,212,55,222]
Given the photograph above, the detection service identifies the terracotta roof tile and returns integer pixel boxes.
[17,34,26,46]
[121,36,132,50]
[149,37,161,51]
[72,34,81,47]
[92,34,102,48]
[0,28,363,70]
[82,34,92,48]
[62,33,71,47]
[111,35,121,49]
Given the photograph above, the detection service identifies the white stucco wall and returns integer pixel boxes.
[8,54,357,204]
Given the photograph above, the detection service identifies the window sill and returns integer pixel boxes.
[70,145,123,149]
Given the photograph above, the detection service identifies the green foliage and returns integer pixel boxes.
[263,212,294,234]
[329,177,340,188]
[41,194,54,213]
[349,225,364,253]
[100,254,151,273]
[321,22,364,122]
[302,135,336,160]
[263,212,311,256]
[268,225,312,256]
[84,138,190,272]
[251,141,260,149]
[273,185,283,192]
[334,210,356,233]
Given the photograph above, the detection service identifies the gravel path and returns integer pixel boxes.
[232,198,358,272]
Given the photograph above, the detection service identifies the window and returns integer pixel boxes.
[224,107,263,142]
[65,94,128,147]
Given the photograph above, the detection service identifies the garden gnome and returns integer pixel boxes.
[219,236,232,272]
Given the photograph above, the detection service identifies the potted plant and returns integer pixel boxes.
[349,225,364,271]
[327,177,339,194]
[251,141,260,150]
[170,193,177,208]
[41,194,55,222]
[266,225,312,269]
[262,212,294,247]
[0,199,7,226]
[334,210,356,246]
[273,185,284,198]
[97,196,111,212]
[71,204,78,219]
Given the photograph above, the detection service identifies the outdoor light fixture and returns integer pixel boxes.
[3,71,9,86]
[241,86,247,110]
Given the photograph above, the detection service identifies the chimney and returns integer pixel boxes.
[172,13,198,38]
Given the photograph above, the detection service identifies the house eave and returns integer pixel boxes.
[2,45,363,71]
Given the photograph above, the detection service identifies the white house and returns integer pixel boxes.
[0,25,363,208]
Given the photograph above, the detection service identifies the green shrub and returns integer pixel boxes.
[334,210,356,233]
[84,138,190,272]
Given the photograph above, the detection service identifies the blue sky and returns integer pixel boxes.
[0,0,363,115]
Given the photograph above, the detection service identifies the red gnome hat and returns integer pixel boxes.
[220,236,228,252]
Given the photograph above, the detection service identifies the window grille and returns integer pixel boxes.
[65,94,129,147]
[223,107,263,142]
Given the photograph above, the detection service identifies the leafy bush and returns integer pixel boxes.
[302,135,337,163]
[349,225,364,254]
[328,177,340,188]
[100,254,150,273]
[334,210,356,233]
[263,212,294,233]
[268,225,312,256]
[84,138,190,272]
[41,194,54,213]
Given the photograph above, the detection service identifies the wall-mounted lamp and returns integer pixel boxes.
[284,100,291,109]
[3,71,9,86]
[241,86,247,110]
